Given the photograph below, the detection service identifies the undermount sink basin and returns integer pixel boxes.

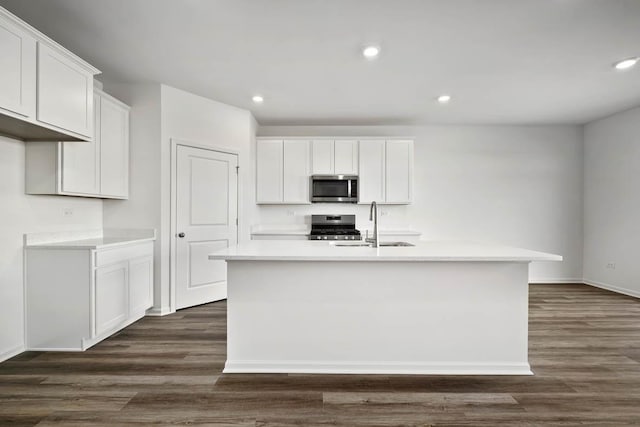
[331,241,415,247]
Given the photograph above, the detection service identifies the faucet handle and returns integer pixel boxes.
[364,230,374,243]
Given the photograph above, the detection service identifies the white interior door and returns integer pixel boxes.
[176,145,238,310]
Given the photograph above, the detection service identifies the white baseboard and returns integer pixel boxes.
[145,306,173,316]
[529,278,584,284]
[0,344,25,363]
[583,279,640,298]
[224,360,533,376]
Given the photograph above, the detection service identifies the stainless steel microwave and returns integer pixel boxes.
[310,175,358,203]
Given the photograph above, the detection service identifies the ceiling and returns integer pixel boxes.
[2,0,640,126]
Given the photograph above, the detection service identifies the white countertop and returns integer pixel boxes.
[209,240,562,262]
[250,227,310,236]
[24,229,156,250]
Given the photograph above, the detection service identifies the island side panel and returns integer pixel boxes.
[225,260,531,375]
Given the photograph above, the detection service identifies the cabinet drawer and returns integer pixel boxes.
[95,241,154,268]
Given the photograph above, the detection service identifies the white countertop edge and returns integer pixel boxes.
[250,229,422,236]
[26,237,156,250]
[24,229,157,249]
[208,241,562,262]
[251,230,310,236]
[211,255,559,262]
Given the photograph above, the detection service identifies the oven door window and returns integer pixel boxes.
[313,180,350,198]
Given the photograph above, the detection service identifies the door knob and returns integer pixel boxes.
[178,232,185,238]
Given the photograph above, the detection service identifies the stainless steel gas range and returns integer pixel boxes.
[309,214,362,241]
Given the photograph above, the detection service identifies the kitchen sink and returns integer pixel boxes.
[331,241,415,247]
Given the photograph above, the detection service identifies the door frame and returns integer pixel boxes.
[169,138,240,313]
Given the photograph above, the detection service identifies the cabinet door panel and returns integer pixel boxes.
[95,262,128,336]
[311,140,334,174]
[256,140,283,203]
[37,43,93,137]
[283,140,310,203]
[99,95,129,198]
[129,256,153,316]
[385,140,413,204]
[0,19,36,117]
[61,96,100,195]
[334,140,358,175]
[358,140,385,204]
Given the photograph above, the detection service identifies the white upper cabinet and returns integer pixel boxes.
[311,139,358,175]
[334,140,358,175]
[359,139,413,205]
[0,15,36,118]
[256,139,283,203]
[99,92,130,198]
[256,137,411,205]
[61,97,100,195]
[37,43,94,139]
[0,7,99,141]
[26,89,130,199]
[256,139,311,204]
[312,140,334,174]
[358,140,386,204]
[385,140,413,204]
[283,140,311,203]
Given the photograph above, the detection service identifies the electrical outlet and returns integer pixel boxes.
[286,210,295,216]
[63,208,74,217]
[380,210,389,217]
[606,262,616,270]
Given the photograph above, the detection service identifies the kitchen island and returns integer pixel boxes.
[209,240,561,375]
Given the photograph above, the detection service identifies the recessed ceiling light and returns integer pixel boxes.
[252,95,264,103]
[362,46,380,59]
[437,94,451,104]
[614,57,638,70]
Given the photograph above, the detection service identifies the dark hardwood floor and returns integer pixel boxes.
[1,284,639,426]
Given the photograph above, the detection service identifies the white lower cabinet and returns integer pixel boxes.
[95,261,129,336]
[128,256,154,316]
[25,241,154,351]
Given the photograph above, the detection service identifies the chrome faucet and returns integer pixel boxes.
[366,201,380,248]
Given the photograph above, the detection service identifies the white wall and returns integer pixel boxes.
[159,85,255,312]
[583,107,640,297]
[102,83,255,314]
[257,125,584,282]
[0,136,103,361]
